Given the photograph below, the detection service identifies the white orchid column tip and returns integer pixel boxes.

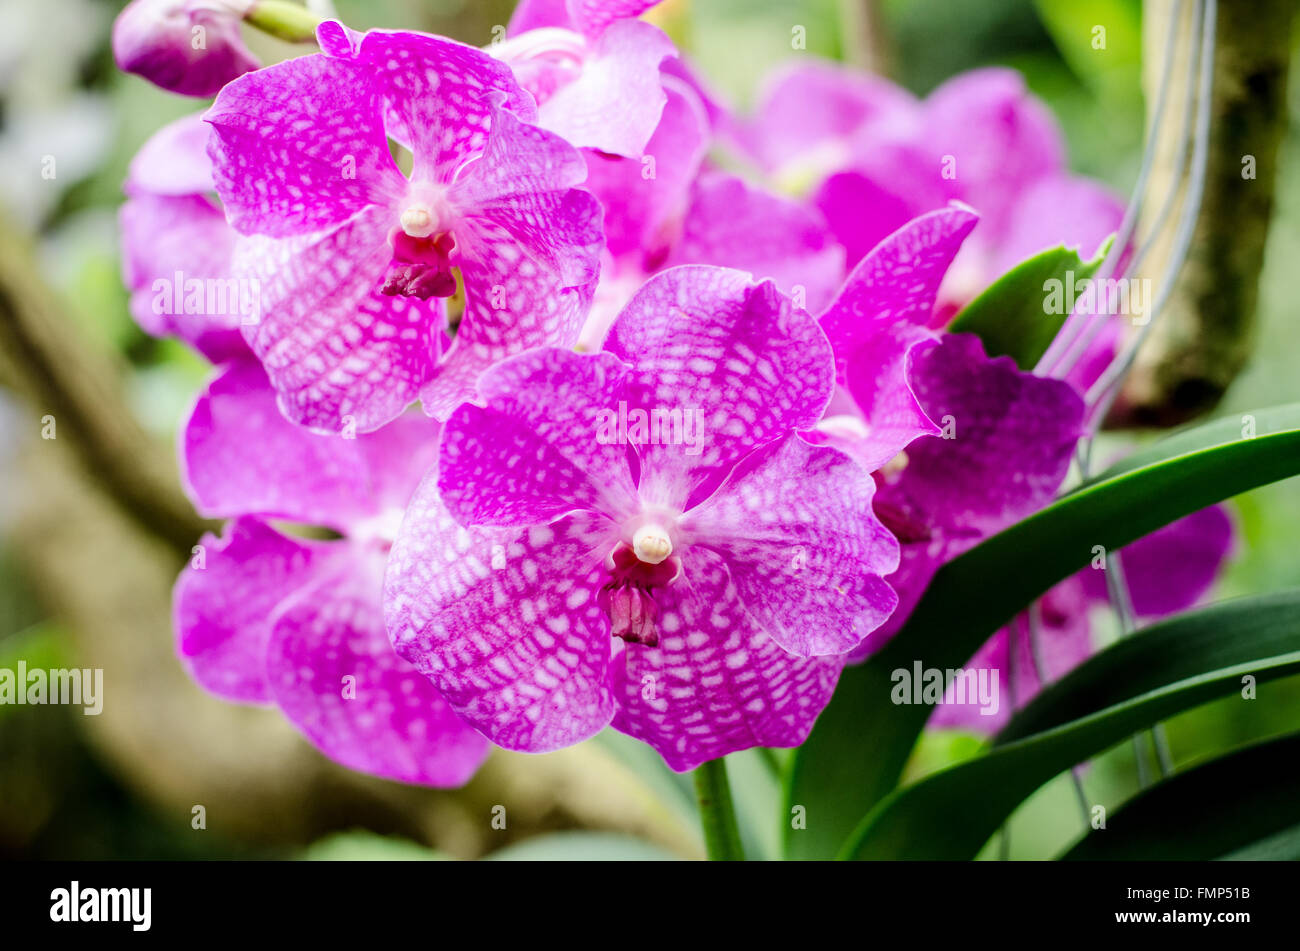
[399,204,436,238]
[632,524,673,565]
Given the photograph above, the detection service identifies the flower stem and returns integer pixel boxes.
[247,1,323,44]
[693,758,745,861]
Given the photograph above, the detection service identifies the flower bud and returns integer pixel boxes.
[113,0,259,98]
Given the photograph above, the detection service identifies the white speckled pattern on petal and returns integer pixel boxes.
[267,554,489,786]
[385,482,618,753]
[438,349,638,526]
[685,435,899,657]
[605,266,834,508]
[174,517,341,705]
[206,52,405,237]
[235,209,446,434]
[319,24,537,184]
[611,547,845,772]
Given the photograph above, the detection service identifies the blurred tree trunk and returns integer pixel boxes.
[1113,0,1294,426]
[0,217,700,859]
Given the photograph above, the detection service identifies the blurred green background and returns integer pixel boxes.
[1,0,1296,861]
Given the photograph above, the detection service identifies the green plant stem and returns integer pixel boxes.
[756,746,782,781]
[247,0,323,43]
[693,758,745,861]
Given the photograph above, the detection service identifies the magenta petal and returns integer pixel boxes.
[174,517,339,705]
[237,207,446,434]
[205,52,406,237]
[684,435,899,656]
[124,112,214,198]
[437,349,638,527]
[749,59,917,174]
[883,333,1084,539]
[1082,505,1235,618]
[991,174,1125,277]
[421,209,602,419]
[814,151,957,270]
[181,360,439,530]
[507,0,572,34]
[667,172,846,315]
[113,0,259,98]
[920,68,1065,240]
[119,192,249,363]
[821,205,979,376]
[583,76,709,262]
[853,333,1085,660]
[819,206,979,470]
[928,578,1093,733]
[605,266,835,508]
[567,0,662,38]
[420,107,603,418]
[385,484,618,753]
[508,0,661,38]
[266,553,488,786]
[611,546,844,771]
[847,542,948,662]
[318,22,535,183]
[449,106,601,288]
[535,19,673,156]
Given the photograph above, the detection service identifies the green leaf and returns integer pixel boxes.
[784,403,1300,860]
[947,237,1110,369]
[841,591,1300,859]
[1218,824,1300,861]
[1060,731,1300,860]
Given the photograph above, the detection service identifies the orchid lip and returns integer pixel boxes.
[598,542,684,648]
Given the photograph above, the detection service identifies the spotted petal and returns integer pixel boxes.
[611,546,844,771]
[235,209,446,434]
[174,517,339,704]
[684,435,899,657]
[267,554,488,786]
[421,107,603,418]
[819,205,979,471]
[205,50,405,237]
[181,360,439,530]
[317,21,536,184]
[604,266,835,509]
[385,489,619,753]
[437,348,638,527]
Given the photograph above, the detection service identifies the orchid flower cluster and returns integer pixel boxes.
[114,0,1232,785]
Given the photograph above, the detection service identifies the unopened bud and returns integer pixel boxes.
[113,0,259,98]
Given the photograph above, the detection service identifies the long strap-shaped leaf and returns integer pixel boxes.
[1060,730,1300,860]
[840,590,1300,860]
[784,403,1300,860]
